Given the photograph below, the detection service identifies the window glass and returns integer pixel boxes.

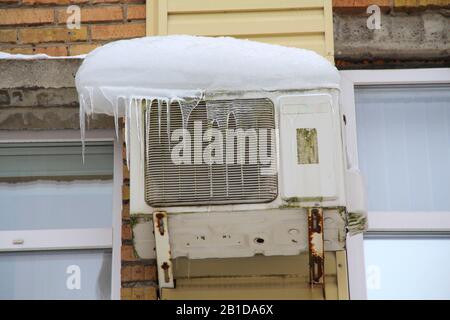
[364,237,450,300]
[355,85,450,211]
[0,142,113,230]
[0,142,113,179]
[0,141,114,300]
[0,249,111,299]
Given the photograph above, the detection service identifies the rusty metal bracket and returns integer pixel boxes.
[308,207,324,287]
[153,211,174,291]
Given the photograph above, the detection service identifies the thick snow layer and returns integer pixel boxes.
[75,35,340,162]
[75,35,340,117]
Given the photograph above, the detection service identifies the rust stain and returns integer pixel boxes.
[161,262,171,283]
[297,128,319,164]
[308,207,324,287]
[155,212,165,236]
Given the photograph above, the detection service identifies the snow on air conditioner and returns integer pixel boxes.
[75,36,367,263]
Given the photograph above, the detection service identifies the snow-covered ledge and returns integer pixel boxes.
[0,55,114,130]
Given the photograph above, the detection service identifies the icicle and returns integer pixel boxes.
[136,98,145,164]
[209,121,218,198]
[86,111,91,130]
[205,100,235,132]
[79,93,86,163]
[87,87,94,114]
[157,99,162,144]
[145,98,152,133]
[179,99,200,130]
[113,97,120,140]
[145,99,151,166]
[205,101,236,196]
[135,98,141,146]
[134,98,140,163]
[124,97,133,169]
[124,98,128,169]
[166,98,171,149]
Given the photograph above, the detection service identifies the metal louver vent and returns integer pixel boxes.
[144,98,278,207]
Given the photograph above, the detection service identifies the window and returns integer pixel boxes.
[355,85,450,212]
[0,132,121,299]
[364,236,450,300]
[341,69,450,300]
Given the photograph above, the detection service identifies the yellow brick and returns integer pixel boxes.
[20,27,88,44]
[69,43,100,56]
[121,288,133,300]
[0,29,17,43]
[34,45,68,56]
[0,8,54,26]
[56,6,123,23]
[0,46,34,54]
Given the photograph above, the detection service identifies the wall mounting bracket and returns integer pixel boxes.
[153,211,174,293]
[308,207,325,287]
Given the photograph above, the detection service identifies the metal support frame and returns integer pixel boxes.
[153,211,174,292]
[308,207,325,287]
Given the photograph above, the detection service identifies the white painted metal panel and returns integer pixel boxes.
[279,94,339,200]
[167,208,346,259]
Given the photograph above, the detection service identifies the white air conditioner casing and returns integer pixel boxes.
[129,89,366,259]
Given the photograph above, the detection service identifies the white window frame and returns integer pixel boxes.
[341,68,450,300]
[0,129,123,300]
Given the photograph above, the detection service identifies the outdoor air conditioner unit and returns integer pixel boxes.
[131,90,346,210]
[75,36,367,291]
[76,36,365,263]
[129,89,363,258]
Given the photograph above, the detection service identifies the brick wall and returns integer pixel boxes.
[333,0,450,12]
[0,0,146,56]
[1,0,448,56]
[120,136,158,300]
[333,0,450,68]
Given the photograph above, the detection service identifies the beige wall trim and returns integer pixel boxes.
[162,251,348,300]
[146,0,335,62]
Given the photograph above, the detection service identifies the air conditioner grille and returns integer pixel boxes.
[144,98,277,207]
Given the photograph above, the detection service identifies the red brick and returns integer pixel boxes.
[23,0,88,4]
[127,5,146,20]
[93,0,120,3]
[19,27,88,44]
[333,0,391,12]
[0,8,54,26]
[34,45,68,56]
[91,23,145,40]
[0,30,18,43]
[122,202,130,220]
[122,0,145,3]
[131,264,145,281]
[56,6,124,24]
[144,265,157,281]
[122,223,132,241]
[122,184,130,201]
[69,43,101,56]
[121,265,133,282]
[121,244,137,262]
